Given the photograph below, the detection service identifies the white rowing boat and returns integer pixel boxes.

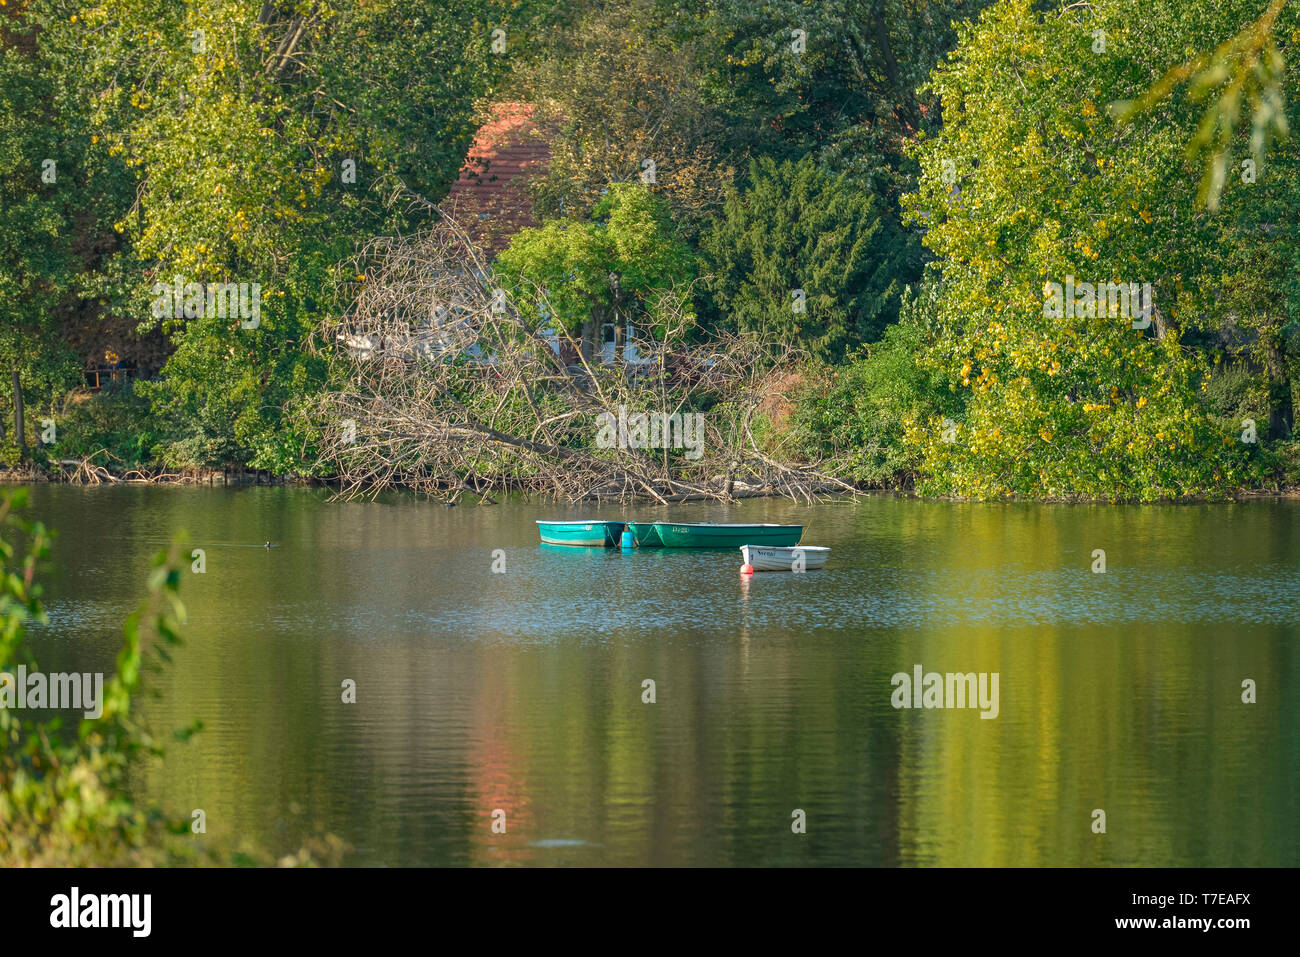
[740,544,830,572]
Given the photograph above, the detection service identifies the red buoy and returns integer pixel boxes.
[740,563,754,575]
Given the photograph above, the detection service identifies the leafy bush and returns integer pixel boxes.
[1263,439,1300,488]
[45,385,164,470]
[0,491,343,865]
[0,490,186,864]
[789,306,956,487]
[1202,362,1267,423]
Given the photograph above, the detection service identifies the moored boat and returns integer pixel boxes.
[624,522,662,547]
[536,520,626,547]
[655,522,802,548]
[740,544,830,572]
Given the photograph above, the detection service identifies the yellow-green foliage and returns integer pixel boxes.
[901,0,1270,501]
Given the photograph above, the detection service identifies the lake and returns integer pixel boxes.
[18,485,1300,865]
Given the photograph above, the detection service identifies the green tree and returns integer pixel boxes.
[703,156,919,361]
[1112,0,1300,446]
[45,0,534,471]
[1113,0,1290,212]
[1206,197,1300,441]
[900,0,1279,500]
[678,0,994,187]
[510,0,734,233]
[0,4,119,457]
[495,183,696,361]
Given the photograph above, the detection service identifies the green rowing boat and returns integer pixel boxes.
[654,522,802,548]
[624,522,662,547]
[536,520,626,547]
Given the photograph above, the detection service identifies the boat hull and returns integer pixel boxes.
[625,522,662,547]
[656,523,803,548]
[536,520,626,547]
[741,544,829,571]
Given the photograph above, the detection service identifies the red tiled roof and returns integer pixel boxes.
[443,102,552,257]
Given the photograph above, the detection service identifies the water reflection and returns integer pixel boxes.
[18,485,1300,866]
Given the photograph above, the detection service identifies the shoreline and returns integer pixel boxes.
[3,464,1297,503]
[0,462,310,488]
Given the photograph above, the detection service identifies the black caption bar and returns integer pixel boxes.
[0,866,1282,945]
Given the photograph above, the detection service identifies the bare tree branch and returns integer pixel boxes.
[306,214,849,503]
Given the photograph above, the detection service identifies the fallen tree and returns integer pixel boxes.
[307,214,851,502]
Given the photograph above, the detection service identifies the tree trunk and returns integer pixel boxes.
[1152,304,1174,341]
[12,366,24,459]
[613,311,625,364]
[874,18,899,88]
[1266,336,1294,439]
[580,318,598,364]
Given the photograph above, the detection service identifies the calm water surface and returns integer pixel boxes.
[21,485,1300,866]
